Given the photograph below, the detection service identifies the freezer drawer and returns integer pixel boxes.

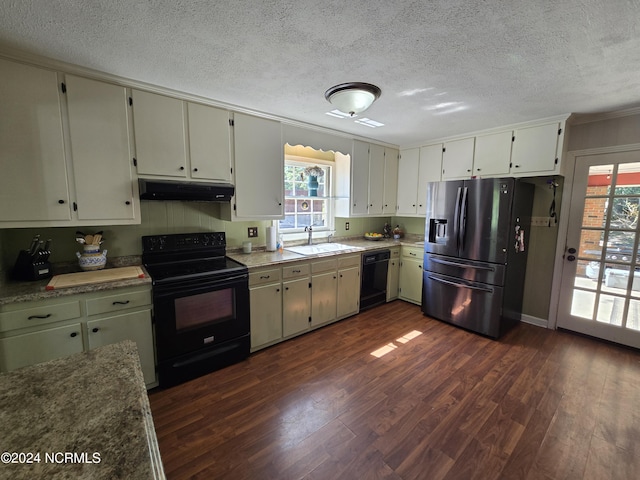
[424,253,506,286]
[422,271,505,338]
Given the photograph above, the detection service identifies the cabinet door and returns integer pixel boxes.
[187,103,232,182]
[399,258,423,305]
[249,283,282,348]
[87,310,156,386]
[0,59,70,222]
[311,271,337,327]
[386,256,400,301]
[442,137,475,180]
[337,266,360,318]
[383,147,399,215]
[511,122,561,175]
[368,143,385,215]
[417,144,443,215]
[473,131,512,177]
[132,89,187,177]
[233,113,284,218]
[65,75,137,221]
[351,140,370,216]
[283,278,311,337]
[397,148,420,215]
[0,323,83,372]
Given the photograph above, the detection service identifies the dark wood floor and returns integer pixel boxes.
[149,301,640,480]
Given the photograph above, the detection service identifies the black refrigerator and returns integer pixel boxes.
[422,178,534,338]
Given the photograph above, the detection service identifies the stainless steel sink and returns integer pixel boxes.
[285,243,363,256]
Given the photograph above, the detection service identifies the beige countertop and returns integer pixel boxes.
[0,340,165,480]
[228,235,424,269]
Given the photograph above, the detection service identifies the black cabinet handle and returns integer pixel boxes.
[28,313,52,320]
[58,200,65,204]
[112,300,130,305]
[70,332,78,338]
[193,168,198,172]
[92,327,99,333]
[276,288,280,292]
[125,201,131,205]
[285,287,289,291]
[179,166,185,170]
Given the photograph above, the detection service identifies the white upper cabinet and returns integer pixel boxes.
[383,147,399,215]
[511,122,563,175]
[473,130,513,177]
[65,75,138,222]
[187,102,232,182]
[397,148,420,215]
[351,140,371,216]
[232,113,284,219]
[131,89,188,177]
[368,143,385,215]
[442,137,475,180]
[0,59,70,223]
[417,144,444,215]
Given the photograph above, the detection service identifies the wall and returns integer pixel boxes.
[568,112,640,151]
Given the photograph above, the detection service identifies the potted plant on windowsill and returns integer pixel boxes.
[304,166,324,197]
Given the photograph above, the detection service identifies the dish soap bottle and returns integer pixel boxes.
[277,235,284,253]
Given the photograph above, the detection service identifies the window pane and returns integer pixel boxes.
[596,294,624,326]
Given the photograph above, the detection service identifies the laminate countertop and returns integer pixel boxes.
[228,235,424,269]
[0,340,164,480]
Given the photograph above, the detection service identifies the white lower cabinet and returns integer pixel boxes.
[249,253,361,351]
[0,323,83,372]
[337,255,361,318]
[311,258,338,328]
[0,285,157,388]
[87,310,154,386]
[249,267,282,350]
[398,246,424,305]
[386,248,400,301]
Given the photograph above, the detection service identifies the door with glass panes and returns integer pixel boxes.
[557,150,640,348]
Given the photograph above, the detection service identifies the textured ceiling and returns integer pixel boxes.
[1,0,639,147]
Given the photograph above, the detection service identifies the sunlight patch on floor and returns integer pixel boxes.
[371,330,423,358]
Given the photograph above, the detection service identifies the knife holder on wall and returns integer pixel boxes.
[12,250,52,281]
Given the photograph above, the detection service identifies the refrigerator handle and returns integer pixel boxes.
[428,274,494,293]
[460,187,468,251]
[453,187,463,251]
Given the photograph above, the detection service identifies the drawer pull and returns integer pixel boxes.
[28,313,52,320]
[409,252,417,256]
[260,275,270,279]
[292,269,301,273]
[112,300,130,305]
[70,332,78,338]
[92,327,100,333]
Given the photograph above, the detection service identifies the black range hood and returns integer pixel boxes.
[139,179,234,202]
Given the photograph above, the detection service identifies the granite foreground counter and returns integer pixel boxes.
[0,340,165,480]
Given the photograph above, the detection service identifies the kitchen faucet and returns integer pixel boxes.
[305,226,313,245]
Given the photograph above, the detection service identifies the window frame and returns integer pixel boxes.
[280,155,335,238]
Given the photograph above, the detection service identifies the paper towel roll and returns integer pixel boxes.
[266,226,277,251]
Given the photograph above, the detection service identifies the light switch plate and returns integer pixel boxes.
[248,227,258,237]
[531,216,556,227]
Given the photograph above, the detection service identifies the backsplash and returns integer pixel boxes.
[0,203,410,271]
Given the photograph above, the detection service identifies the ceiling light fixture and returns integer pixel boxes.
[324,82,381,117]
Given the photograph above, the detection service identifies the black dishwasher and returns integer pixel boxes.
[360,249,390,311]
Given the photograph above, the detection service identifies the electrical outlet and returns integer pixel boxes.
[247,227,258,237]
[345,222,350,231]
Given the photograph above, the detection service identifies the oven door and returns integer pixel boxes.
[153,272,250,361]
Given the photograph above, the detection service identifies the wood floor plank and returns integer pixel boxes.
[149,301,640,480]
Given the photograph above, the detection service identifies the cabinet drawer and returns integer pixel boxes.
[249,268,281,286]
[311,258,337,274]
[402,246,423,259]
[0,322,84,372]
[337,254,360,269]
[0,300,82,333]
[85,289,151,316]
[282,262,310,279]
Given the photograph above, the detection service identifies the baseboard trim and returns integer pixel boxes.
[520,314,549,329]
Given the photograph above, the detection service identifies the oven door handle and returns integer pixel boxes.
[153,272,248,298]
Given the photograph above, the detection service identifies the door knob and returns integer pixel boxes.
[567,255,576,261]
[568,247,577,254]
